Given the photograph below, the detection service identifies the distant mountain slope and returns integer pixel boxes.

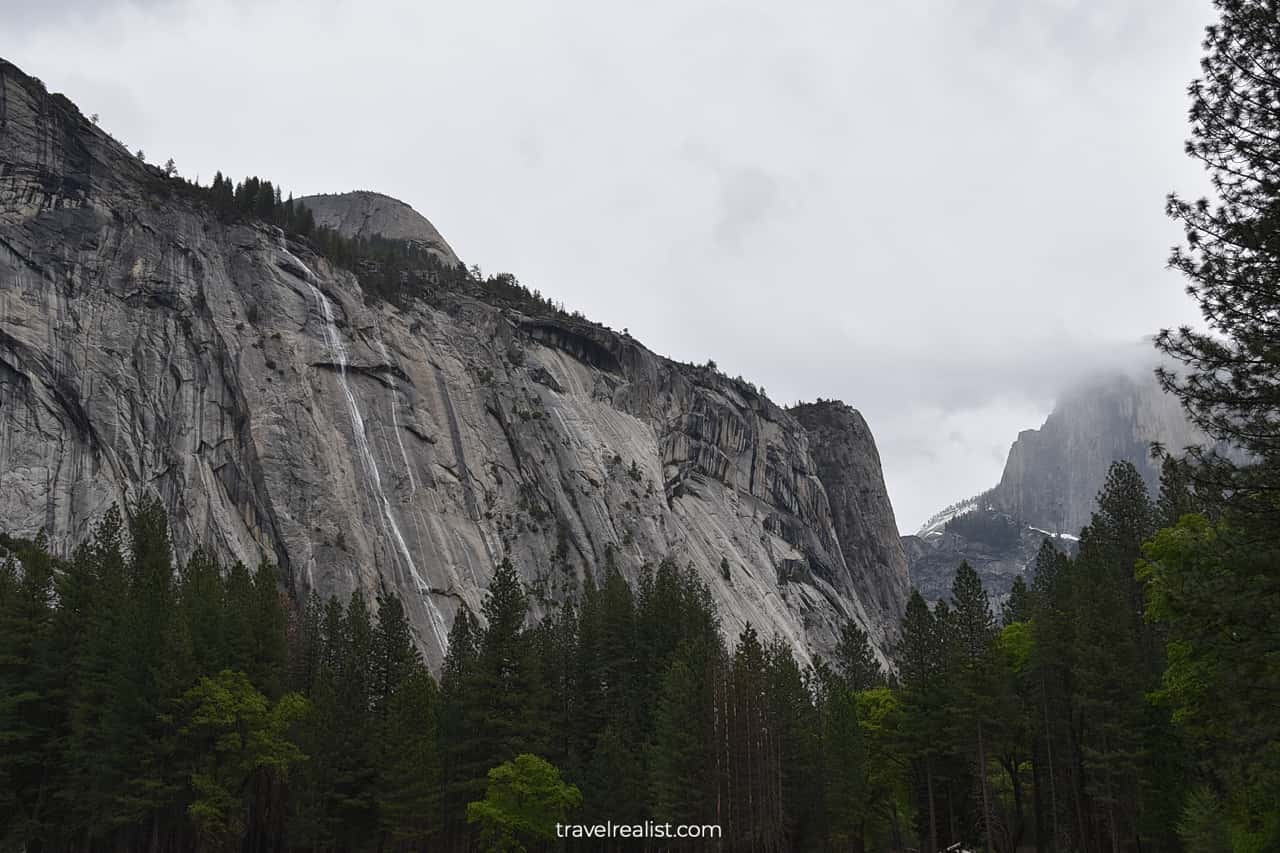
[989,371,1202,536]
[905,370,1200,603]
[295,191,460,265]
[903,511,1076,604]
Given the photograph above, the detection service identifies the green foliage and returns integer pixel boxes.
[465,754,582,852]
[177,670,308,843]
[1142,515,1280,852]
[832,618,885,691]
[1178,786,1231,853]
[996,621,1033,675]
[649,638,718,826]
[0,503,460,851]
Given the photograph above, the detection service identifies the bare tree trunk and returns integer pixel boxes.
[1004,751,1026,850]
[949,779,959,848]
[1041,673,1060,852]
[925,754,939,853]
[1031,744,1047,853]
[978,719,993,853]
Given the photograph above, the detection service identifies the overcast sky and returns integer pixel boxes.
[2,0,1217,530]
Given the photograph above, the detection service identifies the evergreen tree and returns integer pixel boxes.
[179,548,228,677]
[376,667,443,847]
[650,636,721,829]
[0,534,58,843]
[765,636,823,849]
[1072,462,1161,852]
[949,562,999,853]
[833,619,885,690]
[1002,575,1032,627]
[898,589,947,853]
[1160,0,1280,474]
[250,561,287,700]
[821,686,870,851]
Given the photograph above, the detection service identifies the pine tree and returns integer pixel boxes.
[949,562,999,853]
[765,636,822,849]
[59,508,130,839]
[649,636,721,829]
[440,604,481,838]
[1002,575,1032,627]
[249,561,287,699]
[114,496,183,832]
[1072,462,1159,852]
[333,590,378,844]
[371,585,422,716]
[821,686,870,851]
[833,619,884,691]
[442,559,546,839]
[1027,539,1075,853]
[898,590,946,853]
[0,534,58,842]
[376,666,443,847]
[727,625,782,849]
[179,548,227,677]
[1160,0,1280,473]
[224,560,257,675]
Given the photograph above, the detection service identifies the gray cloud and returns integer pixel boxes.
[0,0,1219,529]
[713,168,783,250]
[1,0,175,30]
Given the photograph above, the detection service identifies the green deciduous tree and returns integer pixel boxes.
[465,754,581,853]
[177,670,308,847]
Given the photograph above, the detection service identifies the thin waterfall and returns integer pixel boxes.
[280,240,449,651]
[376,339,417,497]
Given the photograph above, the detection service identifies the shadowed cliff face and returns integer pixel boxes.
[0,59,907,669]
[904,371,1201,605]
[990,371,1203,536]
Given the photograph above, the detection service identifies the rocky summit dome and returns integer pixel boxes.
[294,190,461,266]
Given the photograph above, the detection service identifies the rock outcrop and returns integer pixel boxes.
[0,59,907,670]
[789,401,909,639]
[294,191,459,265]
[904,371,1202,604]
[989,371,1203,536]
[903,515,1075,605]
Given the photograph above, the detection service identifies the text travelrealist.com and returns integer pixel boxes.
[556,821,723,840]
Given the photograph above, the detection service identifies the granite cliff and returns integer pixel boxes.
[904,371,1200,603]
[988,371,1202,536]
[0,59,909,669]
[293,190,459,266]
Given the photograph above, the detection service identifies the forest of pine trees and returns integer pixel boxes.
[0,502,898,852]
[3,452,1273,852]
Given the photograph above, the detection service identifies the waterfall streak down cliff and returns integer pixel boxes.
[0,59,910,668]
[285,242,448,650]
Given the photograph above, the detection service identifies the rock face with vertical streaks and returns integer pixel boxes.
[0,58,908,670]
[789,401,909,640]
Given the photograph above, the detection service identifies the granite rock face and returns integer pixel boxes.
[989,371,1203,536]
[789,401,909,639]
[0,60,907,670]
[294,191,459,266]
[904,371,1201,604]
